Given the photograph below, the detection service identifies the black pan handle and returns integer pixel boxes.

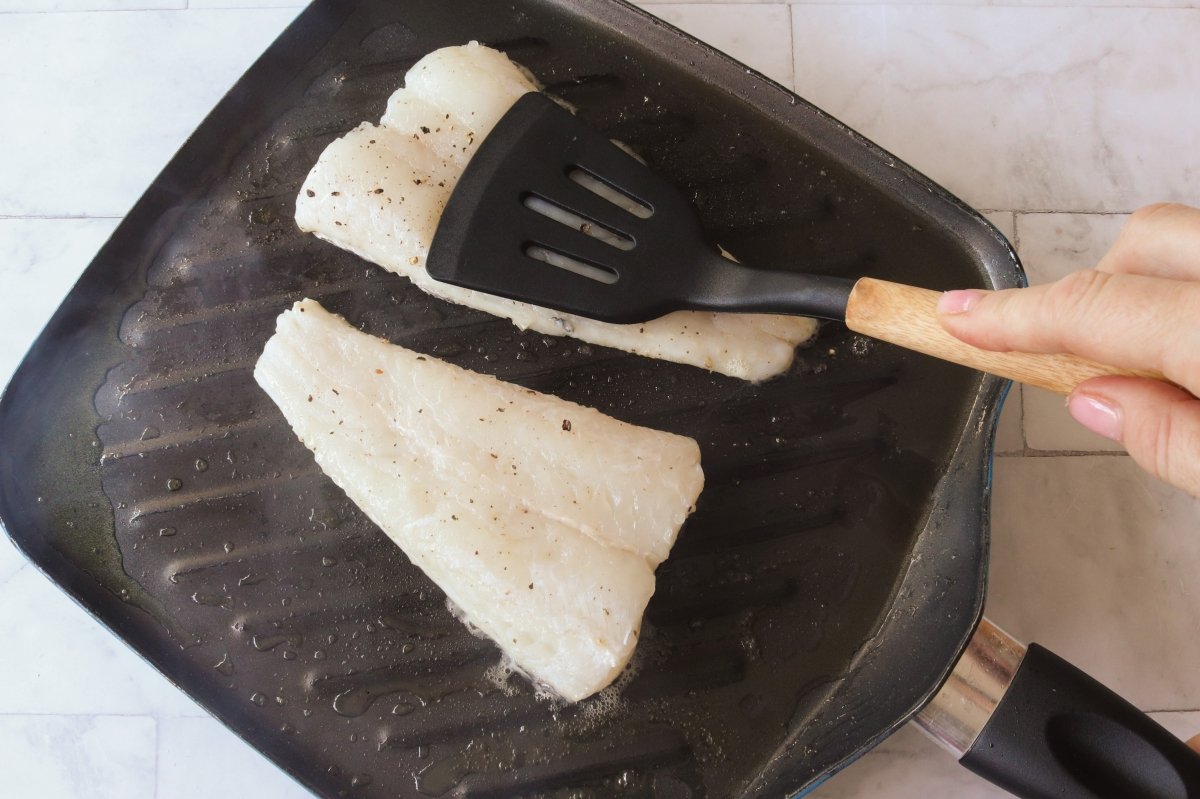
[958,640,1200,798]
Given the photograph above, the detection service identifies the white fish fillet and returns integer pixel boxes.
[295,42,818,382]
[254,299,705,701]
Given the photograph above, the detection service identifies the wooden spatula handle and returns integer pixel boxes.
[844,277,1163,395]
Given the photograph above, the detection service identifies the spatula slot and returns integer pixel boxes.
[568,167,654,219]
[524,244,620,284]
[523,195,636,251]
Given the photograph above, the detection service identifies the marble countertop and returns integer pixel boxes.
[1,1,1198,797]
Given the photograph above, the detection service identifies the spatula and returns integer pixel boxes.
[427,93,1152,395]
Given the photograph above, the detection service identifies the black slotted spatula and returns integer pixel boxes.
[427,93,1149,394]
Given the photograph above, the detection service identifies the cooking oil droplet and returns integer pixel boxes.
[280,722,297,734]
[401,642,415,654]
[282,650,297,661]
[321,556,337,567]
[223,542,234,553]
[250,692,267,707]
[350,774,372,788]
[158,527,176,537]
[313,649,326,660]
[251,634,302,652]
[166,478,182,491]
[392,702,415,716]
[140,426,160,441]
[194,458,208,472]
[214,654,234,676]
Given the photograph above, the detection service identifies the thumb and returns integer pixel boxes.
[1068,376,1200,498]
[1190,734,1200,754]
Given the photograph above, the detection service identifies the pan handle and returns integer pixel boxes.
[916,618,1200,799]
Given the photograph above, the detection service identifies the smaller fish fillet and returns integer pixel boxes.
[296,42,818,382]
[254,300,705,701]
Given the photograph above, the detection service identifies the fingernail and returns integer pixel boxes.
[1068,393,1124,442]
[937,290,984,315]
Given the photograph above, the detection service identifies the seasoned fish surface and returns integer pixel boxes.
[254,300,705,701]
[295,42,818,382]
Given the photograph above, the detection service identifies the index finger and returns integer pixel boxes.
[1097,204,1200,281]
[938,270,1200,394]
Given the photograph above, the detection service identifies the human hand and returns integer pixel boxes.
[936,203,1200,498]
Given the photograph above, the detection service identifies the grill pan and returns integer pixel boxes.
[1,1,1020,796]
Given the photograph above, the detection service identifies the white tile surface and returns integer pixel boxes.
[1,4,1198,799]
[0,0,181,9]
[792,7,1200,213]
[0,565,205,717]
[0,218,120,386]
[1015,213,1130,451]
[988,456,1200,711]
[157,717,309,799]
[187,0,306,7]
[637,4,794,87]
[0,529,28,587]
[0,715,156,799]
[0,8,300,217]
[1151,710,1200,743]
[1015,212,1128,282]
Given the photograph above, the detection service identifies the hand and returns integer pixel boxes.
[1192,734,1200,754]
[937,203,1200,498]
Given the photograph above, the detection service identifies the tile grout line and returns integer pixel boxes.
[153,714,161,799]
[0,711,164,718]
[787,2,796,89]
[0,6,186,14]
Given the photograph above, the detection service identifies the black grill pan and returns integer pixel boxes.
[0,1,1021,796]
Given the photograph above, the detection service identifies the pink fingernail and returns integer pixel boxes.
[1068,394,1124,442]
[937,290,983,315]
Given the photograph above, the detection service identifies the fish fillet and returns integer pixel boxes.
[295,42,818,382]
[254,300,705,701]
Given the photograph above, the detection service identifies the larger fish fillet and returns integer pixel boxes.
[295,42,817,382]
[254,300,705,701]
